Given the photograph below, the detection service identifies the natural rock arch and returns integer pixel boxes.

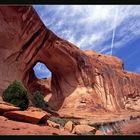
[0,6,140,113]
[0,6,95,110]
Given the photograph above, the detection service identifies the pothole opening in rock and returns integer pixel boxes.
[33,62,51,79]
[31,62,52,104]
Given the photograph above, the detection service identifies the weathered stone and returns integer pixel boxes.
[0,101,20,114]
[46,120,60,129]
[72,125,97,134]
[95,130,105,135]
[0,116,70,135]
[3,110,50,124]
[120,120,140,135]
[64,121,74,132]
[106,129,114,135]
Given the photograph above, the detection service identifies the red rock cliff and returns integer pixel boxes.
[0,6,140,113]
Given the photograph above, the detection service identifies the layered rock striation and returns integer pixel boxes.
[0,6,140,114]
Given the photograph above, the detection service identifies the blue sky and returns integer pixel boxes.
[33,5,140,78]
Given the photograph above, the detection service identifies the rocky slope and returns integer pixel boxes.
[0,115,70,135]
[1,101,140,135]
[0,6,140,116]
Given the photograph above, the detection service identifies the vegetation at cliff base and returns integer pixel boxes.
[42,77,47,80]
[32,90,49,110]
[2,80,29,110]
[49,116,80,127]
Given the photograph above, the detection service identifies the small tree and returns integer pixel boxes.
[2,80,29,110]
[32,90,49,110]
[42,77,47,80]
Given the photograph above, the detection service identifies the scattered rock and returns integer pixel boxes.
[106,129,114,135]
[95,130,105,135]
[0,101,20,114]
[0,116,70,135]
[46,120,60,129]
[3,110,50,124]
[72,124,97,134]
[64,121,74,132]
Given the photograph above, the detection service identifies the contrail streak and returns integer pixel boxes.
[110,7,118,55]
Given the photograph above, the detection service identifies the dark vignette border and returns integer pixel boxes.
[0,0,140,4]
[0,0,140,140]
[1,135,140,140]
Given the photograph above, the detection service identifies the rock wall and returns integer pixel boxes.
[0,6,140,113]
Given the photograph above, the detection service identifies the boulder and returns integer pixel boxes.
[95,130,105,135]
[64,121,74,132]
[46,120,60,129]
[3,110,50,124]
[72,124,97,134]
[0,101,19,114]
[106,129,115,135]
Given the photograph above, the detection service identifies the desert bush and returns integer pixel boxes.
[2,80,29,110]
[49,116,67,127]
[48,116,80,127]
[32,90,49,110]
[42,77,47,80]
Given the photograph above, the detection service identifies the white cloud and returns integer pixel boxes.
[34,5,140,55]
[33,5,140,76]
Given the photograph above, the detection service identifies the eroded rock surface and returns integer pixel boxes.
[120,120,140,135]
[0,101,20,114]
[0,6,140,116]
[95,130,105,135]
[72,124,97,134]
[0,116,70,135]
[3,109,50,124]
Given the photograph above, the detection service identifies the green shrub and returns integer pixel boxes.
[48,116,80,127]
[42,77,47,80]
[2,80,29,110]
[49,116,67,127]
[32,90,49,110]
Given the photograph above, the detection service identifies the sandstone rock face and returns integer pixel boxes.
[0,6,140,116]
[120,120,140,135]
[3,110,50,124]
[72,124,97,134]
[29,78,52,98]
[64,121,74,132]
[0,101,20,114]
